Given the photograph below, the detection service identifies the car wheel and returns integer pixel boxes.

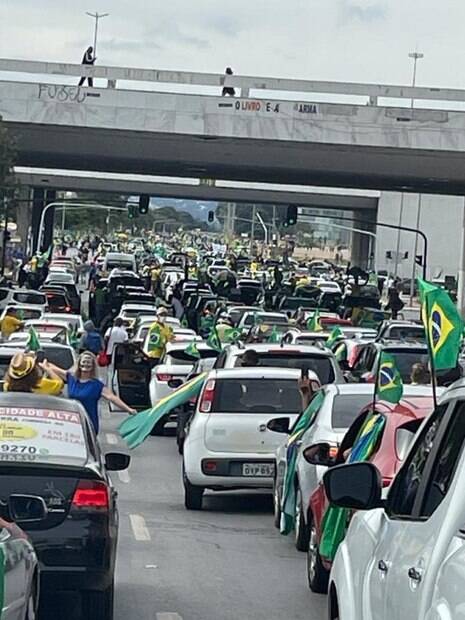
[273,479,282,529]
[83,582,114,620]
[295,488,310,552]
[26,576,38,620]
[328,585,340,620]
[307,514,329,594]
[183,465,204,510]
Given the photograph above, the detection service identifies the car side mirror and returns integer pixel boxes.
[323,462,383,511]
[9,494,47,523]
[105,452,131,471]
[303,442,338,467]
[266,417,291,434]
[168,379,183,389]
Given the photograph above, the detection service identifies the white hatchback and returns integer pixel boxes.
[183,367,303,510]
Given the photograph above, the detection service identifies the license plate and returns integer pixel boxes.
[242,463,274,477]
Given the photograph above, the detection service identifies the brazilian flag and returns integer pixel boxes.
[223,327,241,344]
[26,326,41,353]
[376,352,403,404]
[207,327,222,353]
[184,341,201,359]
[119,373,208,449]
[325,326,343,350]
[306,309,322,332]
[268,325,281,344]
[418,278,464,370]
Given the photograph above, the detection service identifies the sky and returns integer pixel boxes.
[1,0,465,89]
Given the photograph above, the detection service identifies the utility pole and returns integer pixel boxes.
[86,11,109,57]
[250,205,256,255]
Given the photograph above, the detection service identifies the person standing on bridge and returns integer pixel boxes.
[222,67,236,97]
[78,46,96,87]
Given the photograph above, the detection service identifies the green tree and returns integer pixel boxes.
[0,116,17,196]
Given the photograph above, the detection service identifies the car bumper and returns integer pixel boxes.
[185,455,276,489]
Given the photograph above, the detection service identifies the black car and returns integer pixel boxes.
[0,392,129,620]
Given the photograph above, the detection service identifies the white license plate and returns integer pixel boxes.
[242,463,274,477]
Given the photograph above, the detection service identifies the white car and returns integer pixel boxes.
[40,313,84,334]
[0,288,47,312]
[0,304,44,323]
[149,342,218,413]
[183,367,305,510]
[45,272,76,286]
[117,303,158,331]
[325,381,464,620]
[317,280,342,294]
[238,311,289,334]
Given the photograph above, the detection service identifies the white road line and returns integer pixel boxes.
[156,614,183,620]
[106,433,118,445]
[129,514,151,541]
[118,469,130,484]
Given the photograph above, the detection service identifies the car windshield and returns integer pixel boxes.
[13,292,46,305]
[0,405,87,466]
[212,378,301,413]
[237,352,335,384]
[388,349,430,382]
[331,394,375,428]
[166,350,218,364]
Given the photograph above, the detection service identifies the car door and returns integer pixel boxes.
[0,525,27,619]
[383,398,465,620]
[363,401,453,620]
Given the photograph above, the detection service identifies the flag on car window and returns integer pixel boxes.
[223,327,241,343]
[325,326,343,349]
[418,278,464,370]
[207,327,222,353]
[267,325,281,344]
[376,351,403,404]
[319,411,386,560]
[26,326,41,352]
[119,372,208,449]
[280,390,326,536]
[184,341,201,359]
[306,309,322,332]
[69,325,80,350]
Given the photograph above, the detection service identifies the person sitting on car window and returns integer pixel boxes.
[240,349,260,367]
[4,352,64,395]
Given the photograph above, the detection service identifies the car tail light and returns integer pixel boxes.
[199,378,216,413]
[328,446,339,459]
[72,480,109,509]
[363,373,376,383]
[382,477,392,488]
[65,306,71,313]
[203,460,217,472]
[156,374,173,382]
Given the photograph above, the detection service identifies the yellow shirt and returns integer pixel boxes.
[147,321,173,358]
[1,316,22,338]
[4,377,64,395]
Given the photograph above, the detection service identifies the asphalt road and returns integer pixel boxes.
[99,410,327,620]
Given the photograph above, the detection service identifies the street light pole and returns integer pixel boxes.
[409,50,424,109]
[86,11,109,57]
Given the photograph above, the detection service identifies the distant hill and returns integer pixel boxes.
[149,197,218,223]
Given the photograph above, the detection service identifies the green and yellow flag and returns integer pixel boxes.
[376,351,403,404]
[207,327,222,353]
[325,326,343,350]
[184,341,201,359]
[268,325,281,344]
[26,326,41,353]
[306,309,322,332]
[119,373,208,449]
[418,278,464,370]
[223,327,241,343]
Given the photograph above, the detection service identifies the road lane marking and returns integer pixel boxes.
[129,514,151,541]
[118,470,130,483]
[156,614,183,620]
[106,433,118,445]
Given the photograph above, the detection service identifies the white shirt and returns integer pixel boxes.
[105,326,128,355]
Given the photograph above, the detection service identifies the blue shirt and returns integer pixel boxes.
[67,373,104,433]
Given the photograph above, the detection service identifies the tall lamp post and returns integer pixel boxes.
[85,11,109,57]
[408,50,424,303]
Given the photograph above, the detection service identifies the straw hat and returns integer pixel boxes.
[8,353,36,380]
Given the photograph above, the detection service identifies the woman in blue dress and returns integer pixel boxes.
[43,351,136,434]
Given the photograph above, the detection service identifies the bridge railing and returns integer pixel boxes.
[1,58,465,107]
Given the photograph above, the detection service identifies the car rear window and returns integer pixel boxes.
[244,314,288,326]
[331,394,375,428]
[167,350,218,364]
[14,309,42,320]
[0,406,87,466]
[107,261,134,271]
[388,327,425,341]
[212,378,301,414]
[388,349,430,382]
[13,292,46,305]
[43,347,74,370]
[238,353,335,384]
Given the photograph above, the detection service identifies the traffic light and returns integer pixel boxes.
[415,254,423,267]
[128,204,138,219]
[139,195,150,215]
[208,211,215,223]
[283,205,298,227]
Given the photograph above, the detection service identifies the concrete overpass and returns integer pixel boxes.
[2,60,465,194]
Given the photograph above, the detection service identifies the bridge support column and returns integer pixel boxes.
[15,187,33,254]
[31,188,56,254]
[350,210,377,270]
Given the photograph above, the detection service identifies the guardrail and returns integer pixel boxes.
[1,58,465,106]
